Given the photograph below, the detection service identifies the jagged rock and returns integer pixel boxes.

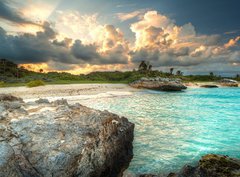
[0,96,134,177]
[0,94,23,102]
[218,79,238,87]
[139,154,240,177]
[35,98,50,104]
[130,77,187,91]
[176,154,240,177]
[0,142,22,177]
[200,84,218,88]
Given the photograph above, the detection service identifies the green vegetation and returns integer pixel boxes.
[0,81,4,87]
[236,74,240,81]
[0,59,239,87]
[26,80,45,87]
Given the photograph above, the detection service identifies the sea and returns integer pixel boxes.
[76,87,240,174]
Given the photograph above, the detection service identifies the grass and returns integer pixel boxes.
[26,80,45,87]
[0,80,129,88]
[0,70,239,88]
[48,80,128,85]
[0,81,4,87]
[0,82,27,87]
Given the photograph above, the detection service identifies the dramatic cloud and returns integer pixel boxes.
[54,11,104,43]
[0,3,239,75]
[116,9,147,21]
[0,1,37,25]
[224,36,240,48]
[130,11,240,69]
[0,21,129,67]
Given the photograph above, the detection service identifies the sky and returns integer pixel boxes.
[0,0,240,75]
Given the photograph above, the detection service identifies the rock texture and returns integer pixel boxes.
[218,79,238,87]
[129,78,187,91]
[0,94,134,177]
[175,154,240,177]
[134,154,240,177]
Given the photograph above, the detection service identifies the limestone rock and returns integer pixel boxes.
[0,96,134,177]
[178,154,240,177]
[130,77,187,91]
[218,79,238,87]
[0,94,23,102]
[137,154,240,177]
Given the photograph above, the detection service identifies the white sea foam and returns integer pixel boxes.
[24,91,133,103]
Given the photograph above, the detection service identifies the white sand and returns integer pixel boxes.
[0,84,139,102]
[1,82,230,102]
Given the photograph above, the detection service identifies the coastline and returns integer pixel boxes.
[0,83,139,101]
[1,83,240,176]
[2,81,235,100]
[0,82,238,101]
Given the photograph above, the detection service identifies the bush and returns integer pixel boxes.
[0,81,4,87]
[26,80,45,87]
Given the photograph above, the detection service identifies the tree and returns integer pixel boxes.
[170,68,174,75]
[176,70,183,76]
[39,69,43,73]
[148,65,152,71]
[0,59,6,75]
[209,72,214,77]
[138,61,148,71]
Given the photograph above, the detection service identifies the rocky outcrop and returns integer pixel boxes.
[218,79,238,87]
[129,78,187,91]
[134,154,240,177]
[0,94,23,102]
[0,94,134,177]
[174,154,240,177]
[200,84,218,88]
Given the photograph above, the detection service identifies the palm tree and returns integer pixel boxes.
[176,70,183,76]
[148,65,152,71]
[138,61,148,71]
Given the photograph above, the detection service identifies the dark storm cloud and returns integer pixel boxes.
[71,40,100,61]
[0,0,37,25]
[0,23,128,66]
[71,40,128,65]
[130,49,199,67]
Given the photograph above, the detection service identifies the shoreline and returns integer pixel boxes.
[0,82,234,100]
[0,83,139,101]
[0,82,237,101]
[1,84,239,177]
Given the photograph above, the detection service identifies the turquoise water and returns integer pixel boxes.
[79,87,240,174]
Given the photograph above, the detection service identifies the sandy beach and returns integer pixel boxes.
[0,82,237,102]
[0,84,139,102]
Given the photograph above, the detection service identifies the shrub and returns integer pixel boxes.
[26,80,45,87]
[0,81,4,87]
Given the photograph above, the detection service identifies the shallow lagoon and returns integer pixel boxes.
[79,87,240,174]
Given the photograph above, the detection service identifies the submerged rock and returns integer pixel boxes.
[0,95,134,177]
[175,154,240,177]
[130,77,187,91]
[136,154,240,177]
[218,79,238,87]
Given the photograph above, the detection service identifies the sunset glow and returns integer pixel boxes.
[0,0,240,75]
